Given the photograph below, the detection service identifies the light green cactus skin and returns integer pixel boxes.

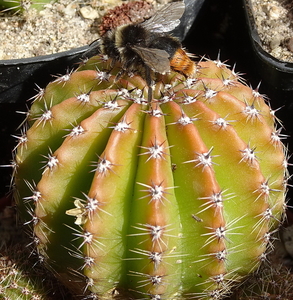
[13,54,287,300]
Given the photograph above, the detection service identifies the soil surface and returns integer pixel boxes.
[251,0,293,62]
[0,0,166,60]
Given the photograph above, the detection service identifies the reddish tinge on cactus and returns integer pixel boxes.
[12,52,287,300]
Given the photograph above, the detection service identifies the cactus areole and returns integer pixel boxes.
[13,52,287,300]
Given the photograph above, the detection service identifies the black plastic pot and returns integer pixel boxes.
[243,0,293,94]
[0,0,205,104]
[0,46,91,104]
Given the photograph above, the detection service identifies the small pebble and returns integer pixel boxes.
[270,35,281,50]
[80,6,99,20]
[64,3,78,16]
[268,4,281,19]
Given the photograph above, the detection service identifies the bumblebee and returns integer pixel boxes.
[100,1,195,100]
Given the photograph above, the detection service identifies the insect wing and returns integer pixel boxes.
[131,46,171,74]
[141,1,185,33]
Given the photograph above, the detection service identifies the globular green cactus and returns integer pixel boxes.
[12,54,287,300]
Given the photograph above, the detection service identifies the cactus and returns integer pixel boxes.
[0,203,71,299]
[12,53,287,300]
[0,0,52,13]
[231,259,293,299]
[0,249,46,300]
[0,243,70,300]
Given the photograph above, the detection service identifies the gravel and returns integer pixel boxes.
[0,0,164,60]
[251,0,293,62]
